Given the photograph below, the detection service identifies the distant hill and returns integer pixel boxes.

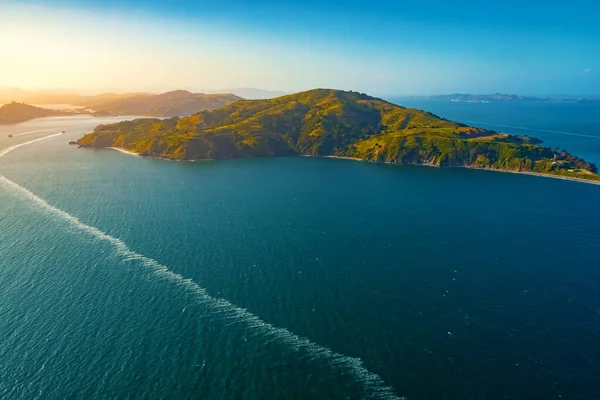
[210,88,287,99]
[0,87,33,102]
[0,102,72,124]
[88,90,242,117]
[0,88,242,117]
[0,88,136,107]
[77,88,599,182]
[73,93,145,108]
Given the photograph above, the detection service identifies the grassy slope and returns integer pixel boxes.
[77,89,600,182]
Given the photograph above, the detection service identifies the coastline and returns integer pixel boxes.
[96,148,600,185]
[105,147,213,162]
[307,155,600,186]
[107,147,140,157]
[463,166,600,186]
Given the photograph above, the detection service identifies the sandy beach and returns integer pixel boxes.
[107,147,140,157]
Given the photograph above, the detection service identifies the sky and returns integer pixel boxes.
[1,0,599,96]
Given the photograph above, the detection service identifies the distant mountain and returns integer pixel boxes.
[211,88,287,99]
[76,88,599,182]
[73,93,145,108]
[0,102,72,124]
[0,88,242,117]
[0,88,136,107]
[87,90,242,117]
[0,87,32,101]
[399,93,600,103]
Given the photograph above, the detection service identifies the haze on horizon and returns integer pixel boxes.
[1,0,599,97]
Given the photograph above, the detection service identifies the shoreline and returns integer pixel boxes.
[463,166,600,186]
[97,147,600,186]
[105,147,213,162]
[107,147,140,157]
[306,155,600,186]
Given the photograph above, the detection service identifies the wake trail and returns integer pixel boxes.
[0,132,64,158]
[0,134,403,400]
[13,129,55,137]
[462,120,600,139]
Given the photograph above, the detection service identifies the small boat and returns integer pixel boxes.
[8,134,12,137]
[61,131,65,133]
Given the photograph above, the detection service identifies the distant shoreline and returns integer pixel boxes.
[105,147,214,162]
[100,149,600,185]
[464,166,600,185]
[392,94,600,104]
[310,155,600,186]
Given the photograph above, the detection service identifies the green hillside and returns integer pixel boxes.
[77,89,600,182]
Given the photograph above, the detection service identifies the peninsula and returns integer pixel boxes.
[76,89,600,182]
[0,102,73,124]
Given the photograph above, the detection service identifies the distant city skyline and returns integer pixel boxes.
[1,0,599,96]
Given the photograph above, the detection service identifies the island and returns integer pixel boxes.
[76,89,600,183]
[400,93,600,104]
[0,102,73,124]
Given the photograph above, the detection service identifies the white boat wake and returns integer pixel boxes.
[0,133,403,399]
[0,132,63,157]
[12,128,55,137]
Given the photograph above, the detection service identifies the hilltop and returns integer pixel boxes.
[0,102,72,124]
[210,88,287,99]
[76,89,600,182]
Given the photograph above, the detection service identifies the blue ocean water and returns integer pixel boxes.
[1,108,600,400]
[389,98,600,165]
